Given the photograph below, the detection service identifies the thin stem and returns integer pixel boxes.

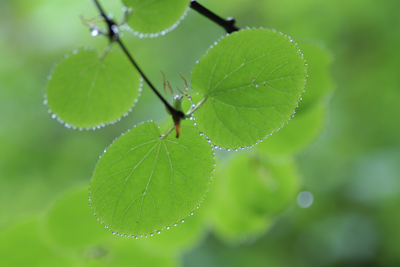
[160,125,175,139]
[189,1,239,33]
[185,96,208,118]
[116,38,179,114]
[91,0,184,119]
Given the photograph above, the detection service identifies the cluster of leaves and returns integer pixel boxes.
[42,0,324,242]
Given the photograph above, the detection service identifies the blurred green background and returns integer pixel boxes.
[1,0,399,266]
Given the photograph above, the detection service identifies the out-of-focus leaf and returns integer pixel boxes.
[45,186,109,249]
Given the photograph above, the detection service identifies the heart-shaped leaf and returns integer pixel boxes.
[191,28,307,149]
[90,122,214,237]
[122,0,189,35]
[45,48,141,129]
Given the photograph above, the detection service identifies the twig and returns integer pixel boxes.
[189,1,239,33]
[91,0,184,122]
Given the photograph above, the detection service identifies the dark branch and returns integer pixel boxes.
[189,1,239,33]
[91,0,184,121]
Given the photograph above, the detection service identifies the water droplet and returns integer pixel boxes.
[88,198,91,202]
[191,212,194,216]
[255,84,259,88]
[251,78,255,83]
[107,13,114,20]
[150,233,153,236]
[43,99,48,105]
[174,223,178,226]
[181,219,185,223]
[72,49,78,55]
[157,231,161,234]
[91,28,99,37]
[297,191,313,208]
[166,226,170,230]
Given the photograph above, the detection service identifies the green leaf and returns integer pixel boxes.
[224,155,300,214]
[138,210,207,253]
[254,43,334,155]
[45,48,141,129]
[45,186,109,249]
[213,193,274,245]
[71,236,181,267]
[296,43,334,111]
[99,237,181,267]
[191,28,307,149]
[90,121,214,237]
[210,154,300,244]
[0,219,72,267]
[122,0,189,34]
[256,101,328,155]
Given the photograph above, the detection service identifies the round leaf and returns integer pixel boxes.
[80,237,180,267]
[122,0,189,34]
[210,154,300,244]
[45,48,141,129]
[137,211,206,253]
[90,122,214,237]
[296,43,334,111]
[45,186,109,249]
[256,101,328,155]
[191,28,307,149]
[0,219,72,267]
